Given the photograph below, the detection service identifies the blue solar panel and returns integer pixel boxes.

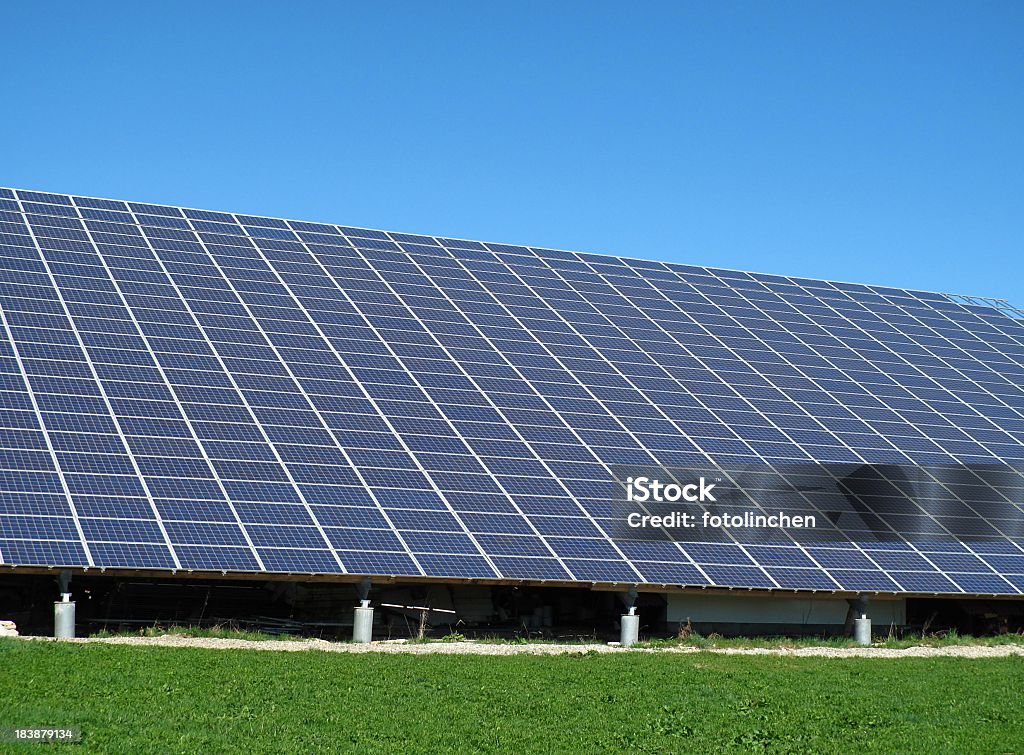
[1,188,1024,595]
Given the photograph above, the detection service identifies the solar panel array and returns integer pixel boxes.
[1,187,1023,595]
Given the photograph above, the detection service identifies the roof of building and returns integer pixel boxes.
[1,187,1023,595]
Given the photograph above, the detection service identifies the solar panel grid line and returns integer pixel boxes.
[361,235,661,582]
[573,257,991,589]
[721,284,1021,587]
[708,286,970,452]
[228,256,503,569]
[787,284,1024,590]
[987,299,1024,318]
[552,261,884,587]
[778,299,1016,443]
[948,293,1009,310]
[14,185,979,306]
[551,277,855,457]
[2,236,1007,405]
[310,245,593,580]
[102,244,346,473]
[907,306,1024,428]
[121,255,999,581]
[475,264,786,577]
[712,303,1015,585]
[13,198,183,569]
[219,216,495,578]
[146,211,372,576]
[817,302,1016,423]
[529,255,864,589]
[0,299,93,566]
[685,285,948,455]
[444,251,744,585]
[643,269,1003,591]
[989,301,1024,321]
[106,202,276,570]
[733,290,1019,458]
[862,314,1024,448]
[276,231,585,577]
[0,288,892,426]
[872,314,1018,397]
[0,253,966,438]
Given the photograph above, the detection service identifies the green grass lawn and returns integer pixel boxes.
[2,639,1022,753]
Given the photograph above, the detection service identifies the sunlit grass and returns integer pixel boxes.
[2,638,1022,752]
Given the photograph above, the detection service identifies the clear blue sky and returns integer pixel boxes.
[3,2,1022,302]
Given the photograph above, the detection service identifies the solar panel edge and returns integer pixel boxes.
[2,185,1016,307]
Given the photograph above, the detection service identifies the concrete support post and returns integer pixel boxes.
[54,593,75,640]
[620,606,639,647]
[353,599,374,643]
[853,615,872,646]
[850,595,871,646]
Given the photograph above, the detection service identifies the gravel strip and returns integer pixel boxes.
[16,635,1024,658]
